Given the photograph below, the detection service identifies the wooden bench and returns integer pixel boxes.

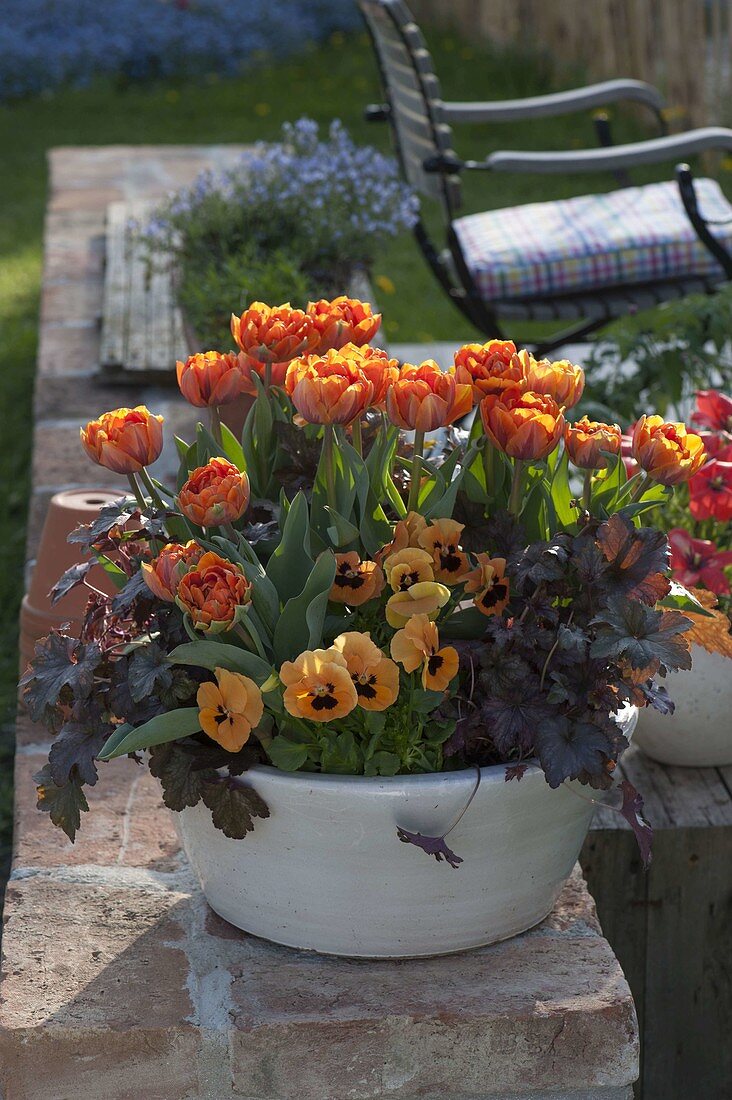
[581,742,732,1099]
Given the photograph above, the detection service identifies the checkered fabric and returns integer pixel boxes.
[453,178,732,301]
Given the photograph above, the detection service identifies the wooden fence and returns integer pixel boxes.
[411,0,732,127]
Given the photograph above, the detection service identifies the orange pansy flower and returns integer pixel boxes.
[464,554,510,616]
[332,632,400,711]
[280,648,358,723]
[390,613,459,691]
[418,519,470,584]
[197,668,264,752]
[382,546,435,592]
[385,580,450,628]
[330,553,385,606]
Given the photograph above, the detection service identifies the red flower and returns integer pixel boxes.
[688,458,732,522]
[692,390,732,433]
[668,528,732,595]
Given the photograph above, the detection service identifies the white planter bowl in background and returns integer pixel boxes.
[633,645,732,767]
[177,705,637,958]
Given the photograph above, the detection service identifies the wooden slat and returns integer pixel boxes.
[100,199,189,383]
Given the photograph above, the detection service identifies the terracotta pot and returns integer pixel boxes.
[19,488,121,672]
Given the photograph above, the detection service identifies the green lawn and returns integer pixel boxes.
[0,24,707,869]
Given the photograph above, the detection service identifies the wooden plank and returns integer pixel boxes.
[589,743,732,831]
[580,829,648,1099]
[642,826,732,1098]
[98,201,130,369]
[100,199,189,383]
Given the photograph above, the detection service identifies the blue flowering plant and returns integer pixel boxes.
[139,118,419,347]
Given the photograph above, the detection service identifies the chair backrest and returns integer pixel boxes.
[358,0,462,217]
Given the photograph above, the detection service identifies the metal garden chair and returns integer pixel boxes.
[359,0,732,354]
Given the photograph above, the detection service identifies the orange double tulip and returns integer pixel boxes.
[142,541,203,602]
[176,551,251,633]
[480,388,564,462]
[385,360,472,433]
[521,353,585,409]
[178,458,251,528]
[453,339,522,401]
[176,351,245,408]
[632,415,707,486]
[230,301,319,364]
[564,417,622,470]
[307,296,382,351]
[81,406,164,475]
[285,349,374,425]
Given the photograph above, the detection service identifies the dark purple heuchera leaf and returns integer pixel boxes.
[535,716,613,788]
[619,779,653,868]
[34,763,89,843]
[48,719,111,787]
[20,634,101,724]
[480,691,551,756]
[201,777,270,840]
[112,569,152,615]
[396,827,463,869]
[49,561,93,606]
[591,598,692,673]
[504,763,528,782]
[68,498,137,549]
[639,680,675,715]
[596,513,671,606]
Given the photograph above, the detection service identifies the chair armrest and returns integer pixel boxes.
[484,128,732,173]
[441,79,665,124]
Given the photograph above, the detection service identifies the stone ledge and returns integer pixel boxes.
[0,866,637,1100]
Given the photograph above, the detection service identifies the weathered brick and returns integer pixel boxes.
[13,752,183,873]
[36,323,100,377]
[0,877,199,1100]
[31,422,120,491]
[40,278,104,326]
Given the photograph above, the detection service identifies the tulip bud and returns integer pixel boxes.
[80,406,164,475]
[178,458,250,528]
[632,415,707,486]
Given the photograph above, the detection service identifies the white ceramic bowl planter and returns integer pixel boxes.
[178,705,637,958]
[633,645,732,767]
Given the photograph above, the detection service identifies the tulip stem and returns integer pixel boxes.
[264,359,272,393]
[508,460,525,518]
[323,424,338,515]
[481,436,495,500]
[235,620,267,660]
[407,429,425,513]
[582,469,593,513]
[127,473,148,514]
[630,473,653,503]
[351,417,363,459]
[139,467,166,512]
[210,405,223,447]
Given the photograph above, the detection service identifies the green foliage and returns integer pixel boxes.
[584,286,732,425]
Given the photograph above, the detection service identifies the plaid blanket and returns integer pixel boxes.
[453,178,732,301]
